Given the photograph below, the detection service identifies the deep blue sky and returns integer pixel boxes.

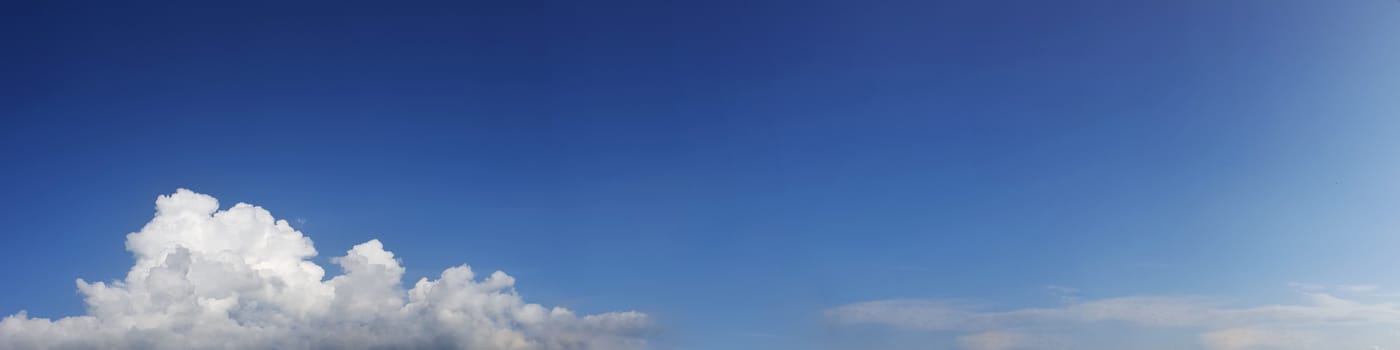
[3,1,1399,349]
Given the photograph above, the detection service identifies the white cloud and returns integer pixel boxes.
[1340,285,1382,293]
[828,288,1400,350]
[957,330,1032,350]
[0,189,650,350]
[1199,328,1309,350]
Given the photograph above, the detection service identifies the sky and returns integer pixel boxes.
[2,1,1400,349]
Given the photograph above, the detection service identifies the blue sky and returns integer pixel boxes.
[2,1,1400,349]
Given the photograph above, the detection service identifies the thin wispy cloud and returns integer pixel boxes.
[0,189,650,349]
[827,287,1400,350]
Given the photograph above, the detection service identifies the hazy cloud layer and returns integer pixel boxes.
[829,286,1400,350]
[0,189,650,350]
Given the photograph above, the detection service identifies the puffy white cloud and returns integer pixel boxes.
[828,286,1400,350]
[0,189,650,350]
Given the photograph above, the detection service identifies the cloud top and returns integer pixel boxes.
[0,189,649,350]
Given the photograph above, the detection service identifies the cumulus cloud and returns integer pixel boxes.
[0,189,650,350]
[828,287,1400,350]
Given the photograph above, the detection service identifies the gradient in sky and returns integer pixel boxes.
[3,1,1400,349]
